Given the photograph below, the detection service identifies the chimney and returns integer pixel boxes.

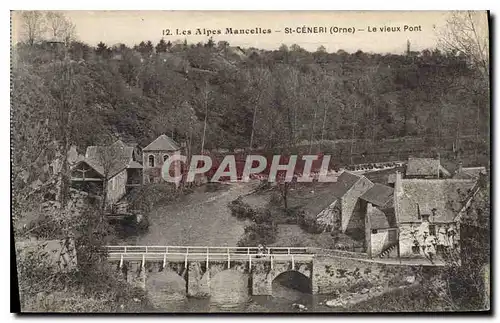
[393,171,403,225]
[431,208,437,222]
[394,171,403,194]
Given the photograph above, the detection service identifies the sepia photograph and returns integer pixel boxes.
[10,10,490,313]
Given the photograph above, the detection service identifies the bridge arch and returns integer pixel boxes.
[210,269,249,305]
[272,270,312,294]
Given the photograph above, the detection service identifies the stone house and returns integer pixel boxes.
[359,183,397,258]
[334,171,374,237]
[308,171,374,252]
[142,134,181,184]
[70,140,143,206]
[394,171,477,259]
[405,157,451,179]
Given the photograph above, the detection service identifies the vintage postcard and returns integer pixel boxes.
[11,10,490,313]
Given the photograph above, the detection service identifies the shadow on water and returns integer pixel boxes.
[273,271,312,295]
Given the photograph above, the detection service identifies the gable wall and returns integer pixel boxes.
[143,150,180,183]
[107,168,127,205]
[341,176,374,232]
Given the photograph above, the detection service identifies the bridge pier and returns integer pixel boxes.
[187,261,210,298]
[125,261,146,290]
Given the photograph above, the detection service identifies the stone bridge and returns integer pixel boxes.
[105,245,422,305]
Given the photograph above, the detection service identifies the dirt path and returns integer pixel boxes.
[124,182,257,246]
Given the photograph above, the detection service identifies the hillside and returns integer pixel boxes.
[11,40,490,199]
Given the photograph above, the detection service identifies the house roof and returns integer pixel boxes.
[294,172,371,218]
[397,179,476,223]
[453,167,487,180]
[406,158,441,176]
[143,134,180,151]
[84,140,139,178]
[128,160,143,169]
[72,160,105,177]
[287,182,340,217]
[360,183,394,207]
[306,191,339,217]
[332,171,362,198]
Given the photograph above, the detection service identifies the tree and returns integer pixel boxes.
[205,37,215,48]
[247,67,272,149]
[40,60,89,207]
[135,41,154,56]
[217,40,229,51]
[197,80,212,154]
[438,11,489,79]
[20,11,45,46]
[438,11,490,161]
[316,45,326,53]
[274,65,301,146]
[145,40,154,54]
[45,11,76,45]
[155,38,168,53]
[95,41,110,58]
[94,141,126,210]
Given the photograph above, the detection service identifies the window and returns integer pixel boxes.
[163,154,169,162]
[148,155,155,167]
[412,245,420,254]
[149,175,155,183]
[371,229,378,234]
[429,225,436,236]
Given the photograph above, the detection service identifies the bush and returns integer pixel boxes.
[347,279,374,293]
[269,191,282,206]
[297,210,323,234]
[15,202,154,312]
[17,248,153,312]
[237,223,278,247]
[128,183,181,213]
[228,197,256,220]
[253,208,273,224]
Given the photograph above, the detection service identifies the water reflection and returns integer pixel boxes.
[152,276,327,313]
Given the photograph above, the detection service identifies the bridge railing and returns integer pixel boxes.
[105,246,310,255]
[106,252,314,261]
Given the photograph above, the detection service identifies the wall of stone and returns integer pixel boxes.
[107,168,127,204]
[315,200,339,232]
[312,255,418,295]
[142,150,180,183]
[370,231,390,256]
[399,223,460,258]
[341,177,374,232]
[115,256,419,299]
[251,261,312,296]
[345,201,365,239]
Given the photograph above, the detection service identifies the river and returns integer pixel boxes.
[119,182,255,246]
[147,282,343,313]
[114,181,343,312]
